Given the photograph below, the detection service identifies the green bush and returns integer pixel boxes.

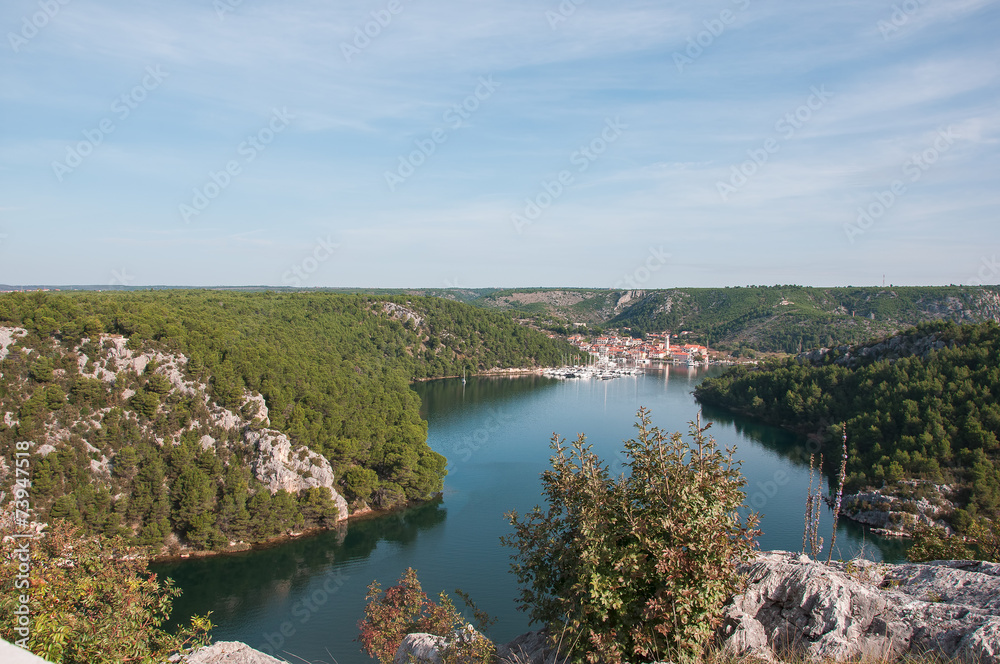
[357,568,495,664]
[503,408,760,664]
[0,519,211,663]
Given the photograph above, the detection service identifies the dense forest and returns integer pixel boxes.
[0,290,575,550]
[606,286,1000,352]
[695,321,1000,528]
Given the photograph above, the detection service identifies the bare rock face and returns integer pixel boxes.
[182,641,284,664]
[245,429,349,521]
[719,551,1000,663]
[0,327,27,361]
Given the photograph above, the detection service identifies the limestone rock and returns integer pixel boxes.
[395,633,448,664]
[394,626,490,664]
[243,393,270,425]
[183,641,284,664]
[246,429,349,520]
[0,327,27,361]
[719,551,1000,663]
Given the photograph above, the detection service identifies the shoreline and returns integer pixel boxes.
[147,494,443,565]
[410,367,546,382]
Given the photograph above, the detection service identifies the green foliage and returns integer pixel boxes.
[0,519,212,664]
[299,487,341,528]
[29,357,54,382]
[502,409,760,664]
[907,526,975,563]
[0,290,573,551]
[357,567,495,664]
[908,514,1000,563]
[604,286,998,352]
[696,321,1000,520]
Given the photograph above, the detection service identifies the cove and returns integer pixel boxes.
[155,367,906,664]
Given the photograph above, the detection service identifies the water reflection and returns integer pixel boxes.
[158,369,910,664]
[156,497,446,633]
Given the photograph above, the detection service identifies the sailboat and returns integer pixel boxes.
[462,368,466,385]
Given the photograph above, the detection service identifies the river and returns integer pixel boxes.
[155,366,906,664]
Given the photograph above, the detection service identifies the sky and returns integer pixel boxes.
[1,0,998,289]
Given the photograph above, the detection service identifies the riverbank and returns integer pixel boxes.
[146,494,444,564]
[410,367,547,382]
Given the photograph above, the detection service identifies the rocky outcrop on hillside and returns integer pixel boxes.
[246,429,349,521]
[839,484,956,536]
[797,327,954,368]
[0,327,27,361]
[0,329,352,537]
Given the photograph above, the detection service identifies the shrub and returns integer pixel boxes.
[908,514,1000,563]
[357,567,495,664]
[502,408,760,664]
[0,519,211,663]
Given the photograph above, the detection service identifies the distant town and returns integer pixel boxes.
[566,332,711,366]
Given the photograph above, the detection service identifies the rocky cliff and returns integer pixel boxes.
[0,327,350,551]
[394,551,1000,664]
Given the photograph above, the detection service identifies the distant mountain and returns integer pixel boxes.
[457,285,1000,354]
[3,285,998,354]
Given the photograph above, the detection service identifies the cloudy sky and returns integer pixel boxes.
[1,0,998,288]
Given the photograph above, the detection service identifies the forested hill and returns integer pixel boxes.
[0,290,575,551]
[439,285,1000,353]
[694,321,1000,527]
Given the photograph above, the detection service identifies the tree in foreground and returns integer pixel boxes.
[503,408,760,664]
[0,518,212,664]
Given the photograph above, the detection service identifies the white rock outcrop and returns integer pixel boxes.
[394,627,490,664]
[182,641,284,664]
[245,429,349,521]
[396,552,1000,664]
[719,551,1000,663]
[0,327,27,361]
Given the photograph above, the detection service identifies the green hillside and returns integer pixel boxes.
[423,285,1000,353]
[694,320,1000,527]
[0,290,575,551]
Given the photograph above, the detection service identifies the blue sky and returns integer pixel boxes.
[1,0,998,288]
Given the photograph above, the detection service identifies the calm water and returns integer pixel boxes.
[155,367,906,664]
